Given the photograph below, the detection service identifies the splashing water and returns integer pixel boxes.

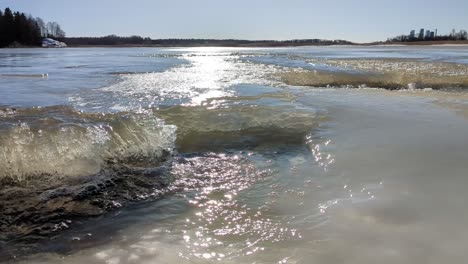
[1,46,468,264]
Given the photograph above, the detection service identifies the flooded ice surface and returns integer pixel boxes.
[280,59,468,89]
[1,46,468,264]
[70,51,285,111]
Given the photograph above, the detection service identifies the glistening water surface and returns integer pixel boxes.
[1,46,468,264]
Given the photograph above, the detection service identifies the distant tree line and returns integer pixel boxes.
[64,35,150,46]
[0,7,65,47]
[387,29,468,42]
[64,35,353,47]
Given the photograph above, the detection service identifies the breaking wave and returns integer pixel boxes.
[156,104,321,152]
[0,102,320,249]
[0,106,176,183]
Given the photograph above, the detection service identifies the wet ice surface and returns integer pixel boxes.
[14,89,468,264]
[1,46,468,263]
[0,48,186,107]
[72,52,285,111]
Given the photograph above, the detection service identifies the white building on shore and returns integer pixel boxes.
[42,38,67,48]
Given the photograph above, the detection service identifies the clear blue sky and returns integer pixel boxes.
[2,0,467,42]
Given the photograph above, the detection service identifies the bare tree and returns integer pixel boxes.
[45,21,65,38]
[55,24,65,38]
[46,21,58,37]
[460,30,468,40]
[35,17,46,37]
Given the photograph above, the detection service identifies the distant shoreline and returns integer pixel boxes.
[2,40,468,49]
[60,38,353,48]
[365,40,468,46]
[51,40,468,48]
